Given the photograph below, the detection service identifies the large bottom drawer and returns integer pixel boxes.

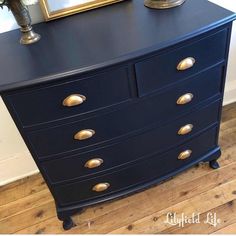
[53,126,218,206]
[42,100,220,184]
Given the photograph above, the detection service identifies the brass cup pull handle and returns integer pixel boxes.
[85,158,104,169]
[178,150,192,160]
[92,183,110,192]
[178,124,194,135]
[177,57,196,71]
[177,93,194,105]
[63,94,86,107]
[74,129,95,141]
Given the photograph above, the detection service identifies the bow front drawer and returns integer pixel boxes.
[5,67,131,127]
[135,29,227,96]
[27,65,222,158]
[53,127,218,206]
[42,100,220,184]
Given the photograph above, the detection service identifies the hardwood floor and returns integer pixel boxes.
[1,104,236,234]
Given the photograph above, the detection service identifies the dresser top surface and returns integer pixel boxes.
[0,0,235,92]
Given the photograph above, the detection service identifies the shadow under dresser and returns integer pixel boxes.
[0,0,235,230]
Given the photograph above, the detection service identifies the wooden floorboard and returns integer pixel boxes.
[1,103,236,234]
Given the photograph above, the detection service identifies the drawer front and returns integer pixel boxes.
[42,100,220,184]
[53,127,218,206]
[6,67,131,127]
[135,29,227,96]
[28,66,222,158]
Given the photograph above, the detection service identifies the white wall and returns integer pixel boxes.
[209,0,236,106]
[0,1,235,186]
[0,4,43,186]
[0,97,38,185]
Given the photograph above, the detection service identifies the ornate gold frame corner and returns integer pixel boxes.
[39,0,124,21]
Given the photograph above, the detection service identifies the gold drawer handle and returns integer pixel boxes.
[92,183,110,192]
[74,129,95,141]
[178,150,192,160]
[63,94,86,107]
[178,124,194,135]
[177,57,196,71]
[177,93,194,105]
[85,158,104,169]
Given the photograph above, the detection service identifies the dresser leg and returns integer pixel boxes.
[209,160,220,169]
[57,207,84,231]
[63,217,75,231]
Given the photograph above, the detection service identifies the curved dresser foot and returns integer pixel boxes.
[209,160,220,170]
[63,217,75,231]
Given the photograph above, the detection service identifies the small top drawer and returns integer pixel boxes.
[135,29,228,96]
[5,67,131,127]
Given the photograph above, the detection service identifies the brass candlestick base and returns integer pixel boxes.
[144,0,186,9]
[7,0,40,44]
[20,25,40,45]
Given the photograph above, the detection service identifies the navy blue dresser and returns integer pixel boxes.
[0,0,235,230]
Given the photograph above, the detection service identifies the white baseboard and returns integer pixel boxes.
[0,151,39,187]
[223,80,236,106]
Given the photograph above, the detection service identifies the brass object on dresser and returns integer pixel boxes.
[3,0,40,44]
[177,57,196,71]
[178,150,192,160]
[178,124,194,135]
[144,0,186,9]
[63,94,86,107]
[74,129,95,141]
[85,158,104,169]
[92,183,110,192]
[177,93,194,105]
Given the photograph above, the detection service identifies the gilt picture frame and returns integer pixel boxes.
[39,0,124,21]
